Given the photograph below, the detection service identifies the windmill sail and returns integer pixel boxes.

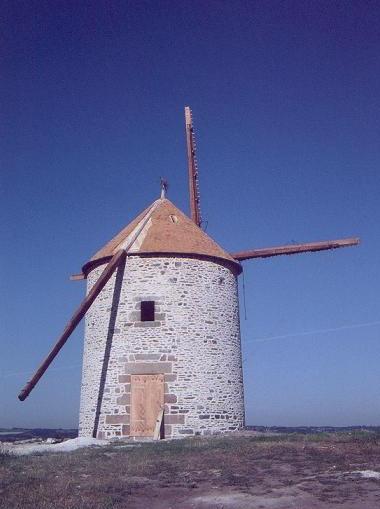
[18,200,159,401]
[231,237,359,261]
[18,249,126,401]
[185,106,202,227]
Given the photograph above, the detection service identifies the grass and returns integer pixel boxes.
[1,432,380,508]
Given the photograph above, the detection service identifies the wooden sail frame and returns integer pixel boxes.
[231,237,360,261]
[185,106,202,227]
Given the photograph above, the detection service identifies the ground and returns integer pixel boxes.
[1,431,380,508]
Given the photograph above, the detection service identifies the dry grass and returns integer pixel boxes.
[1,432,380,508]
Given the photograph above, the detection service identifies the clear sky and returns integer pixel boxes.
[1,1,379,429]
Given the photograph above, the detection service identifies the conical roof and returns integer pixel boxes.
[81,198,241,276]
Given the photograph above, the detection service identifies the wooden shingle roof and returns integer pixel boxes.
[81,198,241,276]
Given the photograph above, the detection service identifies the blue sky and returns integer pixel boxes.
[1,1,379,428]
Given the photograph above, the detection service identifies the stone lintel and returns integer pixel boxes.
[125,362,172,374]
[134,354,162,361]
[132,296,161,302]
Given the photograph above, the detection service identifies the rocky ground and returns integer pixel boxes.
[1,431,380,508]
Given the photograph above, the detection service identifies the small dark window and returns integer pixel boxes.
[141,301,155,321]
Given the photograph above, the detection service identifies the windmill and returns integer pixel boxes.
[19,107,359,439]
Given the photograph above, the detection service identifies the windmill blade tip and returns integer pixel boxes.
[70,273,85,281]
[342,237,360,246]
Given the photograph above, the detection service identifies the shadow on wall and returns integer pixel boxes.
[92,258,126,438]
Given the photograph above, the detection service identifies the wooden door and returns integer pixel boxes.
[130,374,164,437]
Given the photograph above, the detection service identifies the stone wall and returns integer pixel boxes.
[78,255,245,439]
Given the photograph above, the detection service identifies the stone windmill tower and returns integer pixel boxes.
[78,197,244,439]
[19,107,359,439]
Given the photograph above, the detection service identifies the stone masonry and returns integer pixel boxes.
[78,255,245,439]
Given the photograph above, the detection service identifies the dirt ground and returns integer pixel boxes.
[1,431,380,508]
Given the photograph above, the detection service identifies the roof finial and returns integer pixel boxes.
[160,177,168,199]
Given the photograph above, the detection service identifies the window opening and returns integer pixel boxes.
[141,301,155,322]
